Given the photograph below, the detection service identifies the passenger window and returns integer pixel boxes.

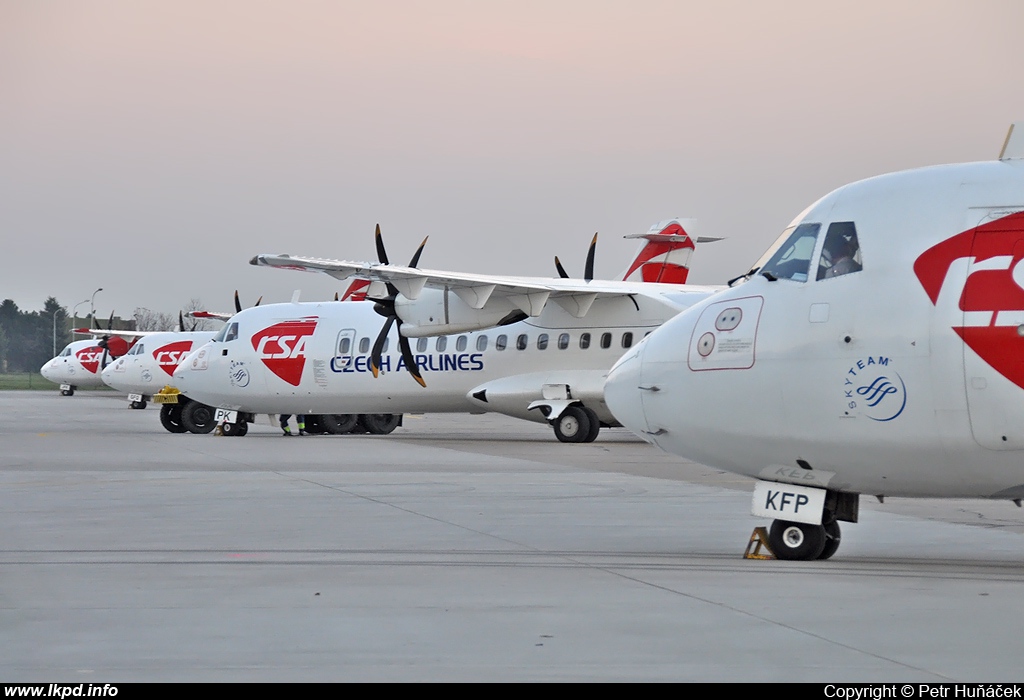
[756,222,822,282]
[558,333,569,350]
[537,333,549,350]
[622,332,633,348]
[600,332,612,349]
[580,333,591,349]
[359,337,370,354]
[381,338,389,353]
[436,336,447,352]
[816,222,863,280]
[224,323,239,342]
[516,334,528,350]
[338,337,351,354]
[416,337,427,353]
[495,334,507,351]
[456,336,468,352]
[476,335,488,351]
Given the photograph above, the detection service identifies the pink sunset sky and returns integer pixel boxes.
[2,1,1023,314]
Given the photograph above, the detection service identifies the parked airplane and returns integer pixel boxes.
[39,314,137,396]
[170,220,722,440]
[604,123,1024,561]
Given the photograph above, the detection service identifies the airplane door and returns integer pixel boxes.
[332,328,356,374]
[962,208,1024,450]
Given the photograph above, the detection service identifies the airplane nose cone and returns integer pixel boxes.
[605,342,649,439]
[40,361,54,381]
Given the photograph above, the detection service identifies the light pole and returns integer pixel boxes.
[51,310,58,356]
[90,288,103,321]
[72,299,90,331]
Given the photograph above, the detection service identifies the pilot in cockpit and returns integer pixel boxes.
[818,224,863,280]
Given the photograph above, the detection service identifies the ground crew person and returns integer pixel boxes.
[280,414,307,436]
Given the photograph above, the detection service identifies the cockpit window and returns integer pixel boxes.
[816,222,863,280]
[755,223,822,282]
[128,343,145,355]
[223,323,239,342]
[59,345,72,357]
[212,324,229,342]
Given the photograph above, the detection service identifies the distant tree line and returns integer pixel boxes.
[0,298,71,373]
[0,297,215,373]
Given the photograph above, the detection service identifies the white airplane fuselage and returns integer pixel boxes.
[606,158,1024,500]
[41,339,114,389]
[172,284,718,421]
[102,331,217,397]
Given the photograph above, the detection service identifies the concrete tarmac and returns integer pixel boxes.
[2,391,1023,681]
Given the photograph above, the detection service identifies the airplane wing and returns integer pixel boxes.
[250,254,655,317]
[73,327,152,339]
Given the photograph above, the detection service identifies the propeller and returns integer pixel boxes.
[94,311,115,370]
[367,224,428,388]
[553,233,598,281]
[234,290,262,314]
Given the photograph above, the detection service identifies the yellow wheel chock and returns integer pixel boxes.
[744,526,776,560]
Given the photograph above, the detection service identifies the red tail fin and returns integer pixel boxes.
[621,219,697,285]
[340,279,370,302]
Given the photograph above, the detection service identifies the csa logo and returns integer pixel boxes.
[75,346,104,374]
[914,210,1024,389]
[229,360,250,388]
[842,356,907,422]
[153,341,195,377]
[251,317,318,386]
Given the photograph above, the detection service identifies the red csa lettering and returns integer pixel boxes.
[75,346,103,373]
[153,341,194,376]
[250,318,318,386]
[915,211,1024,390]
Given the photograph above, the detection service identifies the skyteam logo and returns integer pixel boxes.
[842,356,907,422]
[229,360,250,388]
[251,317,318,386]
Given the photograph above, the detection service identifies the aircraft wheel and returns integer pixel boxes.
[552,406,590,443]
[768,519,827,561]
[817,519,841,560]
[181,401,217,434]
[159,404,188,434]
[359,414,400,435]
[130,400,147,410]
[222,420,248,437]
[322,414,359,434]
[580,406,601,443]
[61,388,75,397]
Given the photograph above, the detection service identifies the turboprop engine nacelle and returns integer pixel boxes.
[394,288,525,337]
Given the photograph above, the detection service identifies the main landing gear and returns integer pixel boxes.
[213,413,403,437]
[551,405,601,443]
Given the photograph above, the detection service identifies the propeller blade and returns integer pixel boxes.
[369,316,395,378]
[234,290,242,313]
[584,233,598,282]
[554,256,569,279]
[397,330,426,388]
[100,345,109,371]
[106,311,114,331]
[254,295,262,307]
[374,223,389,265]
[179,311,185,332]
[408,237,428,268]
[334,292,340,301]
